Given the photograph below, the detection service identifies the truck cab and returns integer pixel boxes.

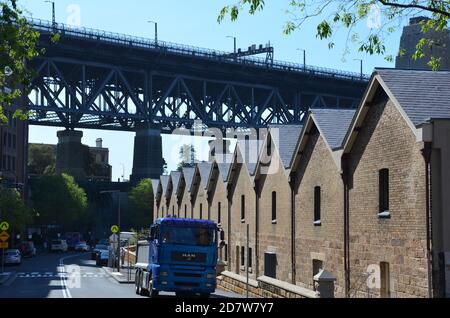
[134,218,223,298]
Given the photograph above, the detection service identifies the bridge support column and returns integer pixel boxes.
[130,123,164,184]
[56,130,88,180]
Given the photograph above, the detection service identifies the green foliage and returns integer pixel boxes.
[0,0,41,122]
[218,0,450,69]
[128,178,154,228]
[0,185,31,233]
[30,173,88,229]
[28,144,56,175]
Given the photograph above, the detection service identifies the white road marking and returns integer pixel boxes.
[58,253,89,299]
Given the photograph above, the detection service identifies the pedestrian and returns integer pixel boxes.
[120,247,126,267]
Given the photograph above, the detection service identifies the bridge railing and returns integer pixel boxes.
[27,17,370,82]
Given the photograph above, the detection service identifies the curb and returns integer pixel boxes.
[0,271,16,286]
[102,267,134,284]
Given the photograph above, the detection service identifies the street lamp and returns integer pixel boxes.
[226,35,237,54]
[354,59,363,79]
[297,48,306,71]
[100,190,121,272]
[44,1,56,30]
[147,20,158,46]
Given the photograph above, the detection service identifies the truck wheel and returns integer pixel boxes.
[147,274,159,298]
[135,271,141,295]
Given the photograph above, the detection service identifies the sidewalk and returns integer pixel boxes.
[103,264,135,284]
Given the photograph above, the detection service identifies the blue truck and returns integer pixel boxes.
[134,217,224,298]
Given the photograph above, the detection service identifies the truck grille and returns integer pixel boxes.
[175,282,199,287]
[174,272,202,278]
[171,252,206,263]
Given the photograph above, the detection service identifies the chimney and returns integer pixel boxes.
[96,138,103,148]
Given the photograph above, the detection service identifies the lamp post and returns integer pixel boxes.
[44,1,56,30]
[226,35,237,54]
[100,190,121,272]
[297,48,306,71]
[354,59,363,79]
[148,21,158,46]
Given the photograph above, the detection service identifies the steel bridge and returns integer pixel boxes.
[27,18,369,134]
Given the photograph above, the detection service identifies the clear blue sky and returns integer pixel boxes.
[21,0,403,181]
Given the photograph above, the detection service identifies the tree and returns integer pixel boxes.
[0,0,41,123]
[177,144,197,171]
[30,173,88,230]
[218,0,450,70]
[128,178,154,229]
[28,144,55,175]
[0,185,31,233]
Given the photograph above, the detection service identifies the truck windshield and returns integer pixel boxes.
[161,227,215,246]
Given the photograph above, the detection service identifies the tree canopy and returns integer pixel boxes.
[30,173,88,230]
[128,178,154,229]
[218,0,450,70]
[0,0,41,122]
[0,185,31,233]
[28,144,56,175]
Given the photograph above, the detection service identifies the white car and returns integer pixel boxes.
[51,239,68,252]
[5,249,21,265]
[74,242,89,251]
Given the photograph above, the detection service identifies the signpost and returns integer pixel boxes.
[110,225,120,272]
[0,221,9,273]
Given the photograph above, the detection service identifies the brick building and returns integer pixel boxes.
[290,109,355,297]
[178,167,195,219]
[191,162,211,220]
[150,69,450,298]
[167,171,181,217]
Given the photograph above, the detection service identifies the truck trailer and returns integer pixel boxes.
[134,217,224,298]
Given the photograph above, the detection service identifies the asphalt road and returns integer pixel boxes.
[0,252,242,299]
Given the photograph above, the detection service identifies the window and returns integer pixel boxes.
[200,203,203,219]
[241,246,245,267]
[162,207,164,216]
[224,244,228,262]
[3,132,6,145]
[7,156,10,171]
[271,191,277,223]
[241,195,245,222]
[314,186,321,225]
[172,206,175,216]
[7,133,11,148]
[218,202,221,224]
[184,204,187,218]
[12,135,16,149]
[380,262,391,298]
[264,252,277,278]
[248,247,252,269]
[2,155,5,169]
[235,246,240,274]
[12,157,15,172]
[379,169,389,215]
[312,259,323,290]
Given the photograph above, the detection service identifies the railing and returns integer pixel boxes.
[27,17,370,82]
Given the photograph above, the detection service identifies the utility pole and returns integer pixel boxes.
[45,1,56,30]
[148,21,158,46]
[297,49,306,71]
[246,223,249,298]
[100,190,121,272]
[354,59,363,79]
[226,36,237,60]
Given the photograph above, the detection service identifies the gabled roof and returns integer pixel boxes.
[344,69,450,153]
[160,175,170,197]
[151,178,160,197]
[217,162,232,182]
[169,171,181,195]
[268,124,303,169]
[376,68,450,125]
[197,162,212,190]
[235,138,263,176]
[311,109,356,150]
[182,167,195,193]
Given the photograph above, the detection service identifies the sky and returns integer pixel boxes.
[21,0,405,181]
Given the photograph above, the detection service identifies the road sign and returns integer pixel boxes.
[0,242,8,249]
[111,225,119,233]
[0,231,9,242]
[0,221,9,231]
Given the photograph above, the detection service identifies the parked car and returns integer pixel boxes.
[74,241,89,251]
[95,250,109,266]
[51,239,68,253]
[4,249,21,265]
[91,244,108,260]
[17,241,36,257]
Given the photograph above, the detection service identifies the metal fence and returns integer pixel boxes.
[27,17,370,82]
